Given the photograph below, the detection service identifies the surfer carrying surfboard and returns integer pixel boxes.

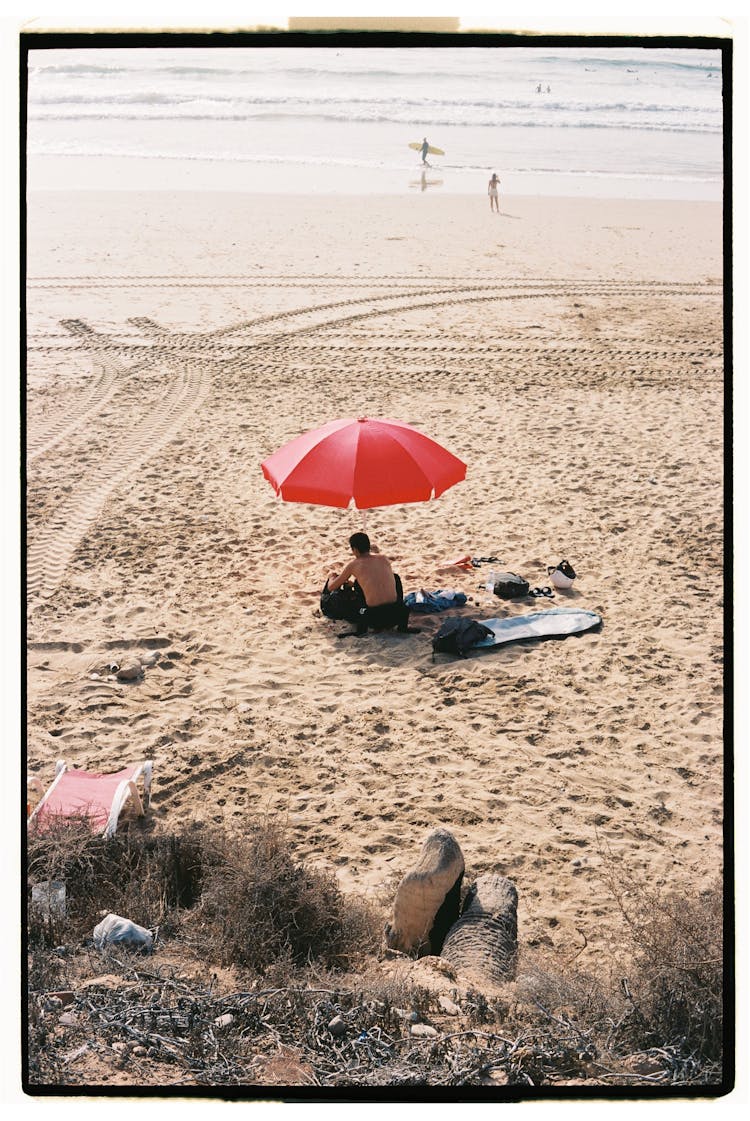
[488,172,501,212]
[409,139,444,162]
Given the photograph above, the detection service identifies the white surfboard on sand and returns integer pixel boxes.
[474,609,602,648]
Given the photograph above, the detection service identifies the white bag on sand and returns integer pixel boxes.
[93,913,154,952]
[547,560,577,589]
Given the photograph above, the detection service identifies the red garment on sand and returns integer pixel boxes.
[34,766,140,830]
[440,554,473,570]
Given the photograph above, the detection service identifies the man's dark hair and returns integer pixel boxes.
[349,532,371,554]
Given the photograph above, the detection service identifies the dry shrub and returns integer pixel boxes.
[192,819,380,973]
[516,859,725,1084]
[595,834,724,1071]
[515,954,612,1032]
[610,878,724,1068]
[27,817,204,945]
[27,817,379,974]
[337,966,436,1022]
[26,815,724,1088]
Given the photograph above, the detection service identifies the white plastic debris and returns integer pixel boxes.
[63,1043,89,1064]
[93,913,154,952]
[438,995,461,1016]
[32,880,67,919]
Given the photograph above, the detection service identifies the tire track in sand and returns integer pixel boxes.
[248,281,716,347]
[27,320,136,464]
[27,359,210,601]
[26,277,719,599]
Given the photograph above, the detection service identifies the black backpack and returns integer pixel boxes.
[432,617,494,659]
[320,579,365,623]
[492,572,530,599]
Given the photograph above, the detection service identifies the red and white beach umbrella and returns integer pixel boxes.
[261,416,466,511]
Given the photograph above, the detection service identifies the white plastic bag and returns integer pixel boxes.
[93,913,154,952]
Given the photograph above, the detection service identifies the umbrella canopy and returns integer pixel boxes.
[261,416,466,510]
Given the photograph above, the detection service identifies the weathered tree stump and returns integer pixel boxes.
[441,874,518,983]
[384,828,465,955]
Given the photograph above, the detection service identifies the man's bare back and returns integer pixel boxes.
[326,534,397,607]
[343,551,397,607]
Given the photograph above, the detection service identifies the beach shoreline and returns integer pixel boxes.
[27,152,722,202]
[25,185,724,967]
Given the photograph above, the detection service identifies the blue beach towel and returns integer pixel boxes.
[404,589,468,613]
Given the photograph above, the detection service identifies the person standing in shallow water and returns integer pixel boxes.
[488,172,500,212]
[420,137,430,164]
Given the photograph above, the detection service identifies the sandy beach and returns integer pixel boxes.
[25,185,724,970]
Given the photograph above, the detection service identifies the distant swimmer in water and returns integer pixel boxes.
[488,172,500,212]
[420,137,430,164]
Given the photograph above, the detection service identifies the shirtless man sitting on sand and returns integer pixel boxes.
[326,532,409,634]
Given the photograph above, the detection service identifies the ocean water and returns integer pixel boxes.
[26,44,725,199]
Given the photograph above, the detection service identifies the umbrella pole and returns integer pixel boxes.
[349,506,368,532]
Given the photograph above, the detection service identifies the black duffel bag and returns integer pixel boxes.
[493,572,530,599]
[320,578,366,624]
